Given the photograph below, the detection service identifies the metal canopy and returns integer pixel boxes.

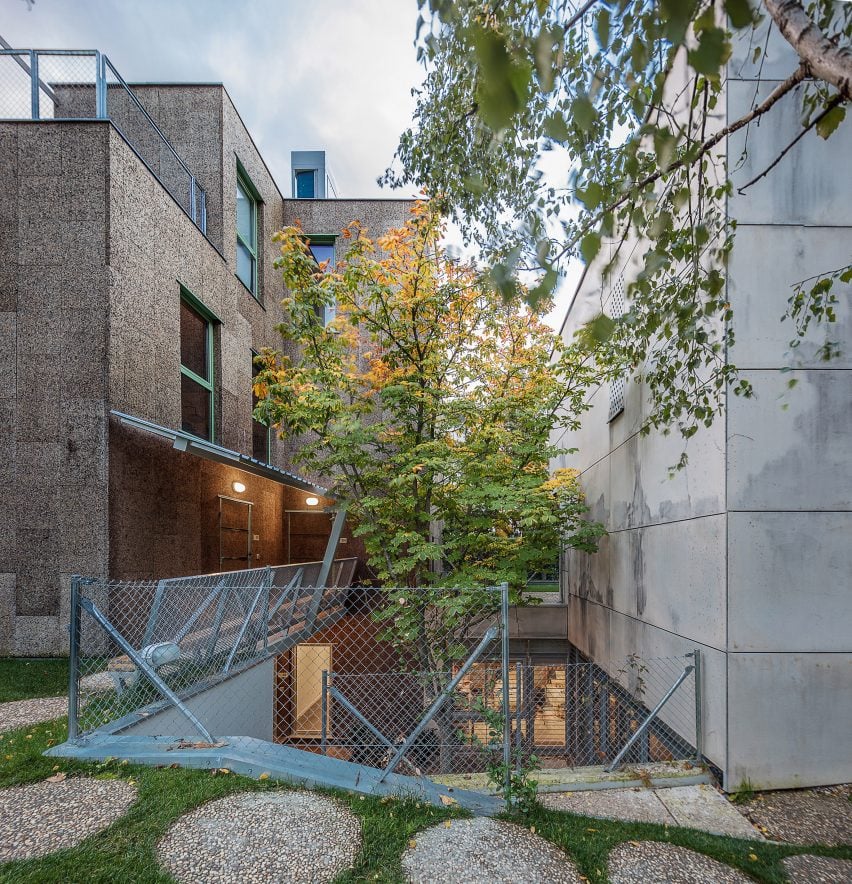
[110,409,331,497]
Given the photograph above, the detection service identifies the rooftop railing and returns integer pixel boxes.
[0,48,207,234]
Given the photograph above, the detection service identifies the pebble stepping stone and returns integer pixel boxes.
[402,817,583,884]
[0,775,137,862]
[738,789,852,846]
[607,840,752,883]
[782,854,852,883]
[157,791,360,883]
[0,696,67,733]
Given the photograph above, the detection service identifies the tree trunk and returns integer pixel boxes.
[763,0,852,99]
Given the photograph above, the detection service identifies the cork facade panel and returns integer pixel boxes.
[0,122,111,654]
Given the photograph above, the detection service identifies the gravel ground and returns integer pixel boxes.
[401,817,583,884]
[0,696,67,733]
[782,854,852,883]
[607,841,752,884]
[0,776,138,862]
[157,790,360,883]
[736,786,852,846]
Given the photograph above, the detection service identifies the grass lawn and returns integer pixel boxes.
[0,658,69,703]
[1,661,850,882]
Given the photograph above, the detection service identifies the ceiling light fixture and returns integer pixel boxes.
[305,496,319,507]
[232,481,246,494]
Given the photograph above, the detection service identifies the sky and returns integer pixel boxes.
[3,0,424,198]
[3,0,573,327]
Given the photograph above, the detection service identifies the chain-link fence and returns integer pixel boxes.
[504,652,700,774]
[0,47,206,233]
[68,567,701,799]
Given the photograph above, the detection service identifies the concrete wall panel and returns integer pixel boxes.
[728,81,852,226]
[727,653,852,790]
[728,368,852,511]
[728,511,852,652]
[728,224,852,369]
[124,657,275,741]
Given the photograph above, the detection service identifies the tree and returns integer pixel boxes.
[385,1,852,446]
[254,201,605,602]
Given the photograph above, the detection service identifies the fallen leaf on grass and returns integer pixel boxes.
[749,854,758,862]
[46,772,67,783]
[444,820,452,828]
[259,773,270,780]
[408,839,417,849]
[439,794,458,806]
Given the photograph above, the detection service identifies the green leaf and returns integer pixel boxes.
[725,0,755,30]
[653,128,677,169]
[688,27,732,77]
[471,26,526,131]
[595,7,611,49]
[816,104,846,140]
[571,95,596,132]
[580,231,601,264]
[660,0,698,45]
[543,112,569,141]
[585,313,616,344]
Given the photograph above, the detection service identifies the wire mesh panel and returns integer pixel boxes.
[272,586,506,781]
[71,562,357,737]
[0,52,37,118]
[503,653,699,772]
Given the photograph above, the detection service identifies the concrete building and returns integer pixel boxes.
[555,26,852,789]
[0,48,411,656]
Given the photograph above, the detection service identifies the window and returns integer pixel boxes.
[251,351,271,463]
[291,643,332,737]
[295,169,315,198]
[236,166,259,298]
[307,236,336,326]
[180,292,215,440]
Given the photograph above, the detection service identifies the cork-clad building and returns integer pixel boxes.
[0,47,412,656]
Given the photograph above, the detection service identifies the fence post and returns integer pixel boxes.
[500,582,511,804]
[67,575,81,741]
[321,670,329,755]
[514,660,522,775]
[693,649,704,764]
[29,50,39,119]
[95,51,107,118]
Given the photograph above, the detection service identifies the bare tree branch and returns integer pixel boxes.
[764,0,852,98]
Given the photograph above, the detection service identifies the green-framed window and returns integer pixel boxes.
[236,162,260,299]
[306,235,336,326]
[251,350,271,463]
[180,288,216,441]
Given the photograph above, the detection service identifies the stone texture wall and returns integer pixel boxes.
[0,86,409,655]
[0,121,111,655]
[556,28,852,790]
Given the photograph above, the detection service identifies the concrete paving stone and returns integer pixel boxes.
[737,788,852,847]
[157,791,360,884]
[656,785,763,840]
[402,817,582,884]
[0,696,67,733]
[782,854,852,883]
[540,787,675,826]
[607,841,752,884]
[0,776,137,861]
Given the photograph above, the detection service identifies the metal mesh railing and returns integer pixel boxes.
[69,569,700,796]
[506,653,700,773]
[0,47,206,233]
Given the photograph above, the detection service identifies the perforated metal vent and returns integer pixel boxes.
[608,276,626,422]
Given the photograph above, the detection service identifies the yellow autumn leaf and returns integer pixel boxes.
[408,839,417,849]
[439,794,458,806]
[259,772,270,780]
